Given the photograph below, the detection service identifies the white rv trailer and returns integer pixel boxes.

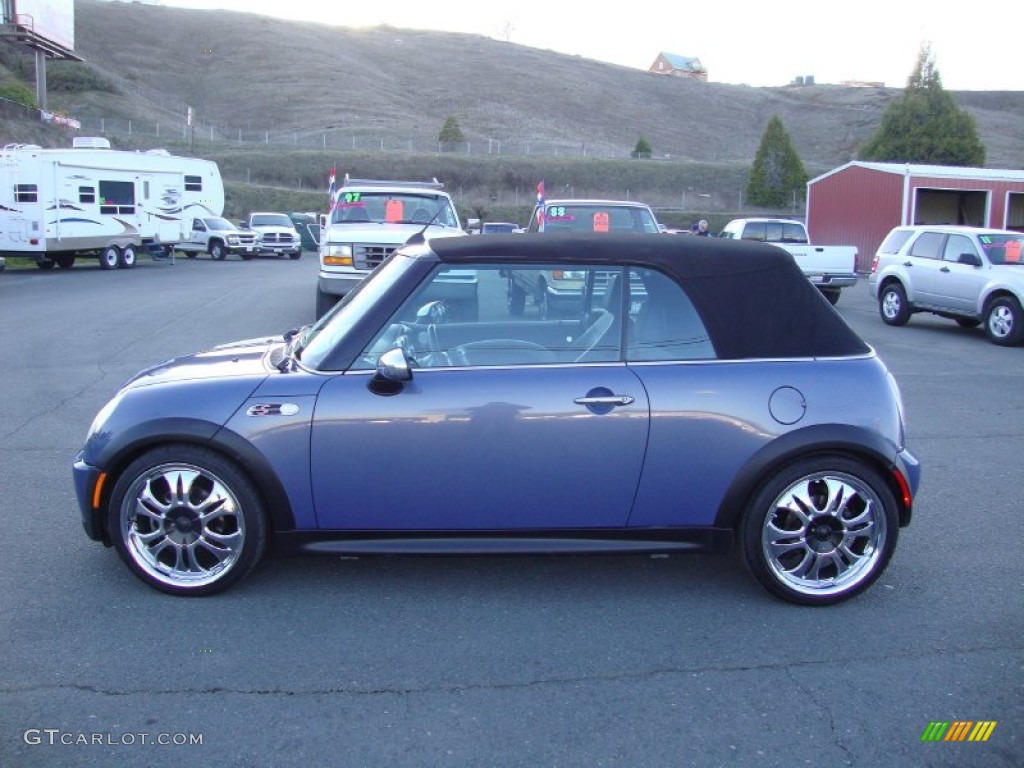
[0,138,224,270]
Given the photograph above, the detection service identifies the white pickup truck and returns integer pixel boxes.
[175,216,258,260]
[240,212,303,260]
[718,218,858,304]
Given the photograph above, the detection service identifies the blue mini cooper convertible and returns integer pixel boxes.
[74,233,920,605]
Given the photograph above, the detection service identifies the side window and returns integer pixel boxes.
[878,229,914,254]
[184,175,202,192]
[14,184,37,202]
[193,219,204,230]
[355,264,625,370]
[942,234,978,263]
[78,186,96,204]
[627,268,715,361]
[781,223,808,244]
[908,232,943,259]
[98,180,135,215]
[764,221,784,242]
[741,222,766,241]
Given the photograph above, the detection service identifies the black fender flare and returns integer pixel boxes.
[713,424,909,530]
[91,418,296,543]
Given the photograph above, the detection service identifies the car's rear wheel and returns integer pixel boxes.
[955,317,981,328]
[118,245,137,269]
[820,287,840,305]
[740,455,899,605]
[99,245,120,270]
[56,254,76,269]
[984,295,1024,346]
[878,282,911,326]
[108,445,268,596]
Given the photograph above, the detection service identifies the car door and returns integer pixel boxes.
[309,263,650,531]
[903,230,946,304]
[188,218,205,250]
[935,233,987,312]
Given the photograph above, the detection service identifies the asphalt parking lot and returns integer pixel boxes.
[1,253,1020,767]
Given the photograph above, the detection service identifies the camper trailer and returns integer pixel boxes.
[0,138,224,270]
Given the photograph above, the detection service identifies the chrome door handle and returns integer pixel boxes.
[574,395,635,406]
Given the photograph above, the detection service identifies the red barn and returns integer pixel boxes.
[807,162,1024,272]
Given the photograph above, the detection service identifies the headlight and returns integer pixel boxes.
[321,244,353,266]
[227,235,239,244]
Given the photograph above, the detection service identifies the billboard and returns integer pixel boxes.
[3,0,75,54]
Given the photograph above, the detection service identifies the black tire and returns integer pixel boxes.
[118,245,137,269]
[289,250,302,260]
[107,445,269,596]
[99,245,120,270]
[983,295,1024,346]
[56,254,76,270]
[240,252,254,261]
[878,282,911,326]
[954,317,981,329]
[210,241,226,261]
[507,280,526,316]
[820,287,840,306]
[36,258,56,270]
[316,288,337,320]
[739,455,899,606]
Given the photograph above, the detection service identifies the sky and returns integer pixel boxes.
[147,0,1019,91]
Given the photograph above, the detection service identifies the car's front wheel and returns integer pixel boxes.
[210,241,226,261]
[740,455,899,606]
[878,282,911,326]
[984,295,1024,346]
[108,445,268,596]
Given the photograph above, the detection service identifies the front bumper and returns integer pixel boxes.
[319,272,367,298]
[73,454,106,543]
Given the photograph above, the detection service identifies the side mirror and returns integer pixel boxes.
[375,347,412,382]
[958,252,982,267]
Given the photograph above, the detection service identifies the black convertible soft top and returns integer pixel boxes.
[429,233,869,360]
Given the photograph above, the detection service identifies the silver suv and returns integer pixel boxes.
[868,225,1024,346]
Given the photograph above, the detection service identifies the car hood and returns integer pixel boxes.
[122,336,279,390]
[326,223,465,242]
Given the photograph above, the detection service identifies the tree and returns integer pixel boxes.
[0,80,37,108]
[438,116,465,151]
[746,116,808,208]
[859,45,985,166]
[631,135,652,159]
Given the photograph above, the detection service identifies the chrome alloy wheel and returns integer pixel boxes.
[987,303,1014,339]
[880,291,902,320]
[761,471,887,598]
[120,463,246,589]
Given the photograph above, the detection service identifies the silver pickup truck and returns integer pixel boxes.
[718,218,858,304]
[175,216,258,260]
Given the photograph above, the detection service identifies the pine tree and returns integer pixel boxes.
[631,135,652,159]
[746,116,808,208]
[859,45,985,166]
[438,116,465,151]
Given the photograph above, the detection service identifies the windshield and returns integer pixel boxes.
[979,234,1024,264]
[331,192,458,228]
[298,252,419,369]
[540,204,660,233]
[205,217,234,230]
[251,214,294,227]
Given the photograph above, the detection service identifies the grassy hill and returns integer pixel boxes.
[1,0,1021,225]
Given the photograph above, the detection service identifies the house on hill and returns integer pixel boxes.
[649,53,707,82]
